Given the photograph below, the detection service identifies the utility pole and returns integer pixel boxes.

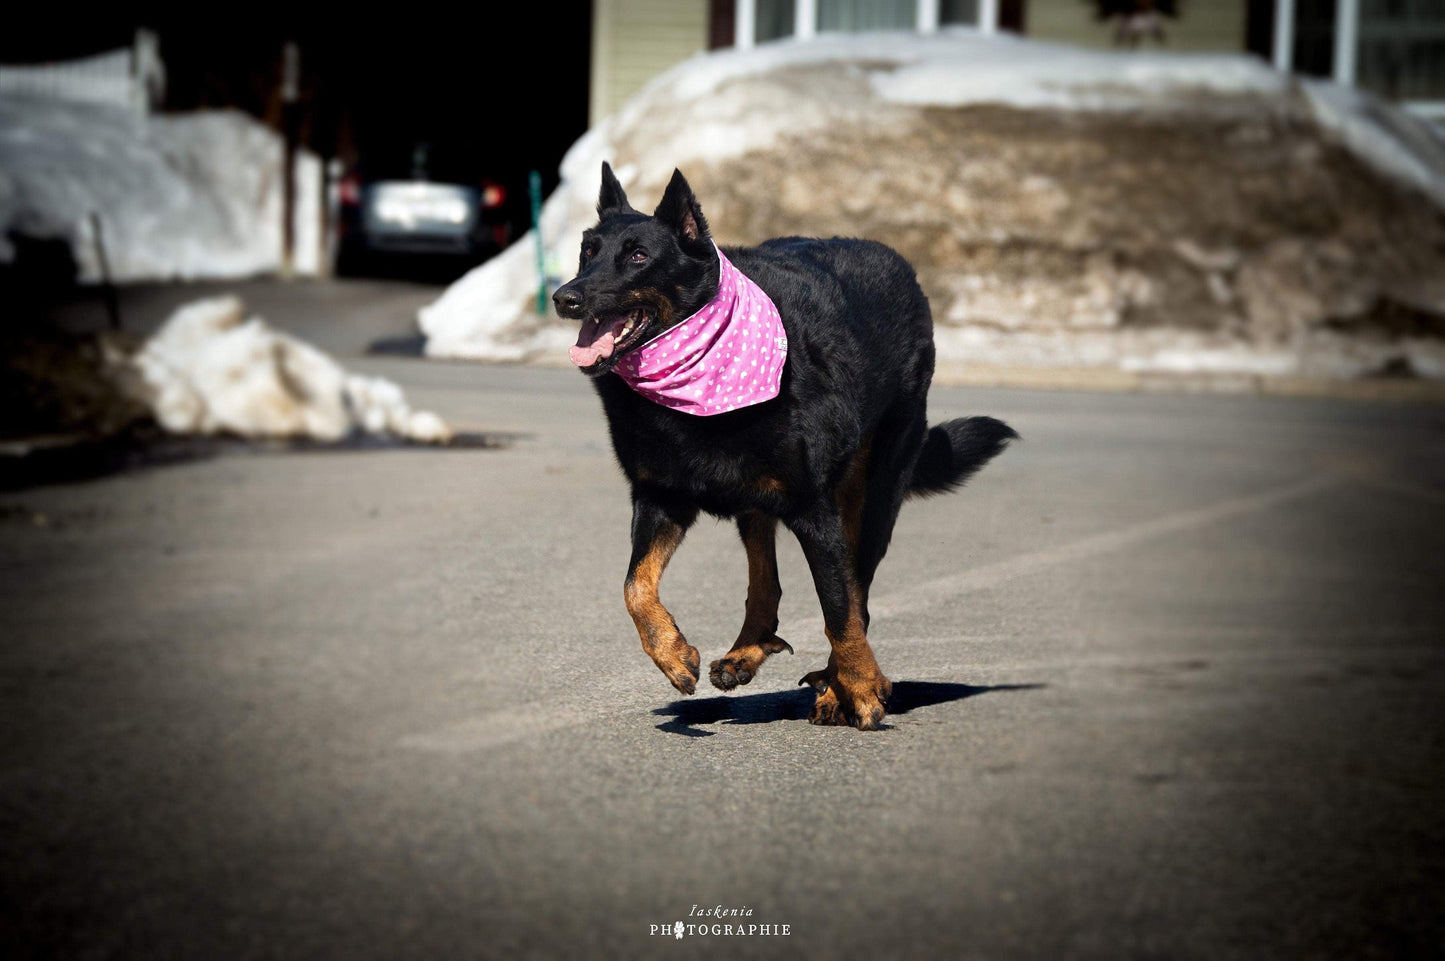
[281,41,300,279]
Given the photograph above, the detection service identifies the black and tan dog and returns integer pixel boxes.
[554,162,1015,729]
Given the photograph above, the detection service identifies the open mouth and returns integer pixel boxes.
[568,308,652,373]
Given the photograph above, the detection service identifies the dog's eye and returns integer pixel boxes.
[630,250,648,264]
[583,244,598,261]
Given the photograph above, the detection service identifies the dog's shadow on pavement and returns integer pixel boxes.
[653,680,1044,737]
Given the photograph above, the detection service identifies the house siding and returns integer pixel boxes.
[591,0,710,126]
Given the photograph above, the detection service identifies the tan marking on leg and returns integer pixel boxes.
[814,583,891,730]
[625,523,699,694]
[738,513,782,640]
[710,513,793,691]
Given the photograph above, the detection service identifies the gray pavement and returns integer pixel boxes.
[2,279,1443,959]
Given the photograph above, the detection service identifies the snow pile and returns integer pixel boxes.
[421,238,578,361]
[420,29,1445,381]
[131,296,451,443]
[0,48,140,112]
[0,97,320,282]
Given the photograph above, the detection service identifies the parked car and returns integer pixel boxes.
[333,141,511,276]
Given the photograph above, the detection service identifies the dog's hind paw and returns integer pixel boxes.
[708,636,793,692]
[708,657,751,691]
[808,685,847,726]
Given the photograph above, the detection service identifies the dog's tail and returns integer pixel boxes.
[908,416,1018,497]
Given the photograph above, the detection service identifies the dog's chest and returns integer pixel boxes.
[636,427,782,500]
[600,382,796,514]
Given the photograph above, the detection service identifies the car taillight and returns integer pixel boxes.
[481,182,506,209]
[338,175,361,206]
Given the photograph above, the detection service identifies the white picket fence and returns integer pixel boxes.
[0,30,163,116]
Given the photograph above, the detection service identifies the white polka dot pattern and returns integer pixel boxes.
[614,244,787,416]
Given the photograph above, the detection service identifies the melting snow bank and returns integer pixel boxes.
[0,97,321,282]
[421,29,1445,382]
[130,296,451,443]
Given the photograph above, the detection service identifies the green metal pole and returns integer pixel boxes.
[530,170,547,315]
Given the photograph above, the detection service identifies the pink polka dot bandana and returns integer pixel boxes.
[614,245,787,416]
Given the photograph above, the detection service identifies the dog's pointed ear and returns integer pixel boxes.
[597,161,634,218]
[653,168,710,246]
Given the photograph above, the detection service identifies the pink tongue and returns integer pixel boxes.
[568,317,625,368]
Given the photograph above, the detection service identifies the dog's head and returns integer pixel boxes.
[554,162,719,376]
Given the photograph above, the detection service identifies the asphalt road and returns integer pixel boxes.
[3,279,1443,960]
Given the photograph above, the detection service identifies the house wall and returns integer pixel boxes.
[588,0,1253,133]
[590,0,710,127]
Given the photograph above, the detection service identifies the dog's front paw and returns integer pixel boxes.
[837,672,890,730]
[709,636,793,691]
[657,643,701,695]
[803,670,889,730]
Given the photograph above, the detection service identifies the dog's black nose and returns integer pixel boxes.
[553,287,585,317]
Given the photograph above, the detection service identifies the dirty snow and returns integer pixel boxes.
[421,29,1445,380]
[131,296,451,443]
[0,97,321,282]
[1298,79,1445,210]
